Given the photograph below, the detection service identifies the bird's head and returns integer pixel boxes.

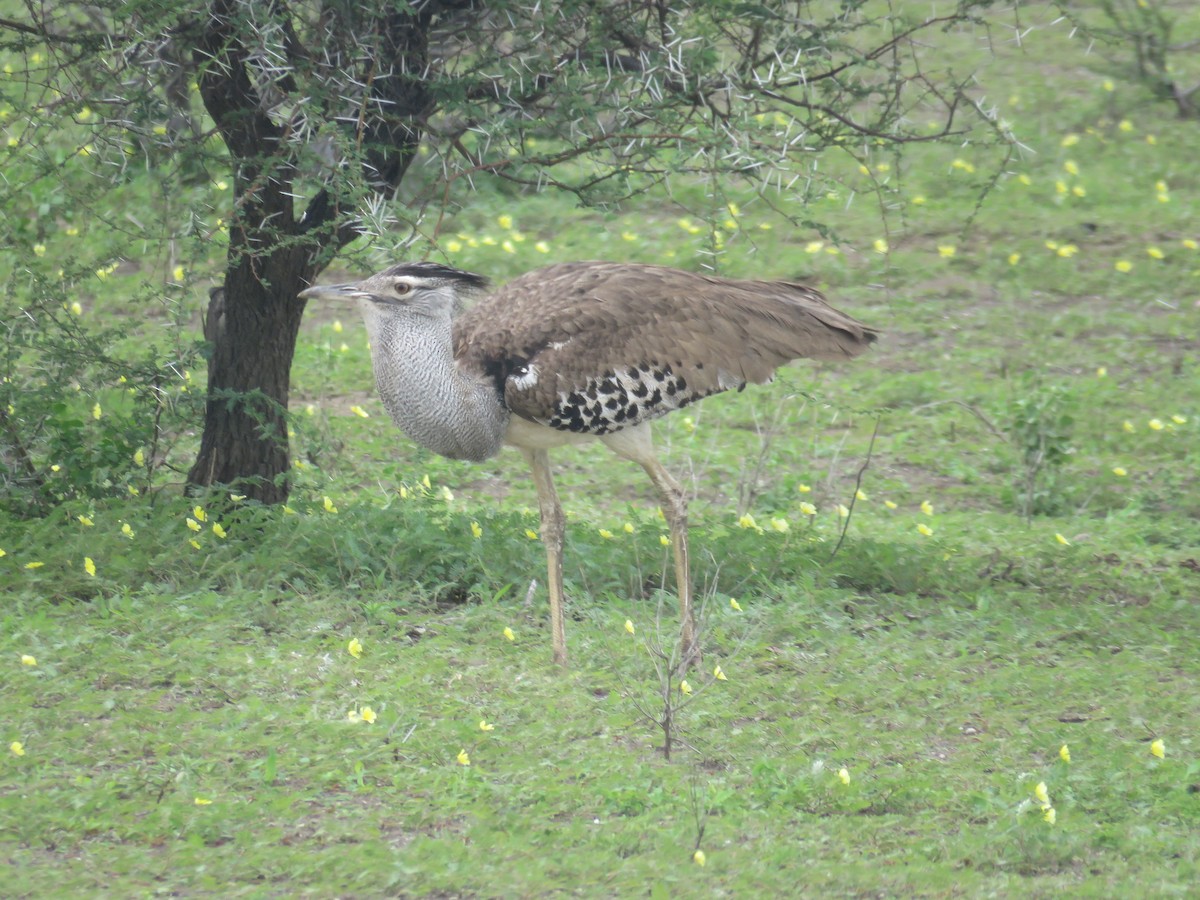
[299,262,490,321]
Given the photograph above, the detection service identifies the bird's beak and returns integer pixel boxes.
[298,282,364,301]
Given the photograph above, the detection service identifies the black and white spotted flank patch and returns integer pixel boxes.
[540,363,703,435]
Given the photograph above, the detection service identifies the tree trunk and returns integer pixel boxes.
[184,0,429,503]
[186,246,313,504]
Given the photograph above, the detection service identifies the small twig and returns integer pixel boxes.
[910,398,1007,442]
[522,578,537,612]
[828,415,880,562]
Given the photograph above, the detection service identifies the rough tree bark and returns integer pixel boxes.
[185,1,430,503]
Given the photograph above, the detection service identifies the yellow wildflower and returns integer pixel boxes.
[625,619,635,635]
[1044,807,1056,825]
[349,405,370,418]
[1055,533,1070,546]
[1171,415,1187,424]
[713,665,727,681]
[212,523,227,539]
[1063,160,1079,176]
[1146,246,1164,260]
[799,502,817,516]
[679,679,693,695]
[884,500,898,510]
[121,523,134,538]
[77,515,94,527]
[24,561,44,569]
[855,489,868,501]
[1148,419,1164,431]
[1150,739,1165,759]
[1115,260,1133,273]
[347,638,363,659]
[21,655,36,666]
[194,796,213,806]
[457,748,470,766]
[186,518,201,532]
[917,523,933,537]
[598,528,615,540]
[359,706,377,724]
[920,500,934,516]
[693,849,706,867]
[1034,781,1050,807]
[769,517,790,533]
[837,504,850,518]
[838,767,851,785]
[479,720,495,732]
[503,626,515,642]
[738,513,762,533]
[84,557,96,576]
[1112,467,1128,477]
[1008,252,1021,266]
[1060,744,1071,764]
[92,402,102,420]
[938,245,956,258]
[524,528,538,540]
[172,265,185,282]
[470,521,482,539]
[10,741,25,756]
[797,484,812,493]
[659,534,670,546]
[873,238,889,254]
[730,598,742,611]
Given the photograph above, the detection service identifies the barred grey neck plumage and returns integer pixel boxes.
[361,297,509,462]
[322,264,502,461]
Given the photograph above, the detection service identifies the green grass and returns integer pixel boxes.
[4,6,1200,897]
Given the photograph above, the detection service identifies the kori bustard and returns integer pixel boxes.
[300,260,878,669]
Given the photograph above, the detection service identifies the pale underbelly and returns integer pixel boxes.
[503,415,655,465]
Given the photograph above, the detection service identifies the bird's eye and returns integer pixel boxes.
[393,281,412,296]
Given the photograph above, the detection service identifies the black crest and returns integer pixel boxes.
[380,261,489,290]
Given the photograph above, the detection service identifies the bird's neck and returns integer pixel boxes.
[361,306,509,462]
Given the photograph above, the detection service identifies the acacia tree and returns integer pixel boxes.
[1,0,1015,506]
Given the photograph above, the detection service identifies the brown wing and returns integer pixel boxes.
[452,261,877,436]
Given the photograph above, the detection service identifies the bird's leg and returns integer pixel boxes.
[640,458,700,674]
[522,448,568,667]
